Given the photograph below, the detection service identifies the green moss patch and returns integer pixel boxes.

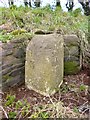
[11,29,27,35]
[0,6,88,35]
[0,32,33,43]
[64,61,79,75]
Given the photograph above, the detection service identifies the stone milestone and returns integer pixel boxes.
[25,34,64,96]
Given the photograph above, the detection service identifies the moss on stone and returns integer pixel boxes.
[2,74,13,82]
[0,31,33,43]
[64,61,79,75]
[11,29,27,35]
[13,33,33,40]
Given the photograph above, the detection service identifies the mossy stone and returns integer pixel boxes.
[11,29,27,35]
[64,61,79,75]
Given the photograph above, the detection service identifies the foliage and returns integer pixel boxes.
[0,31,33,43]
[4,94,31,118]
[0,32,14,42]
[30,101,80,118]
[79,85,88,92]
[3,81,88,119]
[71,8,82,17]
[73,107,79,113]
[5,94,15,107]
[0,6,88,42]
[15,100,23,109]
[8,111,17,118]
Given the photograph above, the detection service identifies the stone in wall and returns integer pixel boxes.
[25,34,64,96]
[1,34,32,91]
[63,34,81,75]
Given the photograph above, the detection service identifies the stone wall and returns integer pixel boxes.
[0,34,31,91]
[0,33,82,91]
[64,34,81,75]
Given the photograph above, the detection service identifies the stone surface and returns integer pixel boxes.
[2,75,24,91]
[1,33,84,92]
[1,35,31,91]
[63,34,81,75]
[25,34,64,96]
[2,49,13,56]
[0,22,13,32]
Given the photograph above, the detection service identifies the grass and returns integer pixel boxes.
[0,5,88,42]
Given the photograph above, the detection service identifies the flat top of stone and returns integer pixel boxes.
[63,34,79,44]
[26,34,64,52]
[30,34,63,42]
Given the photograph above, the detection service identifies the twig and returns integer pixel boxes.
[81,101,88,106]
[0,106,8,118]
[16,106,25,119]
[61,97,80,104]
[80,107,89,118]
[0,92,4,95]
[58,90,61,101]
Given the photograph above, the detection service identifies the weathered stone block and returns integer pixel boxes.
[2,43,15,49]
[2,56,21,67]
[25,34,64,96]
[2,49,13,56]
[1,63,24,76]
[63,35,81,75]
[1,35,30,91]
[13,47,25,58]
[84,43,90,66]
[2,75,24,92]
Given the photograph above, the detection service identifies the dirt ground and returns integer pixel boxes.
[1,67,90,118]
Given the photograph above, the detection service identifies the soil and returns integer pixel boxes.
[2,67,90,118]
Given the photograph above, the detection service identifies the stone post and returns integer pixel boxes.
[25,34,64,96]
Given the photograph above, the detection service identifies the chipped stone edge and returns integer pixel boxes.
[25,79,63,97]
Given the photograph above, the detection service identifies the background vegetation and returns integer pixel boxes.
[0,5,88,42]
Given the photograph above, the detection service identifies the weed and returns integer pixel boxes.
[5,94,15,107]
[0,33,14,42]
[31,111,49,118]
[79,85,88,92]
[73,107,79,113]
[15,100,23,109]
[60,84,69,93]
[8,111,16,118]
[0,6,88,40]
